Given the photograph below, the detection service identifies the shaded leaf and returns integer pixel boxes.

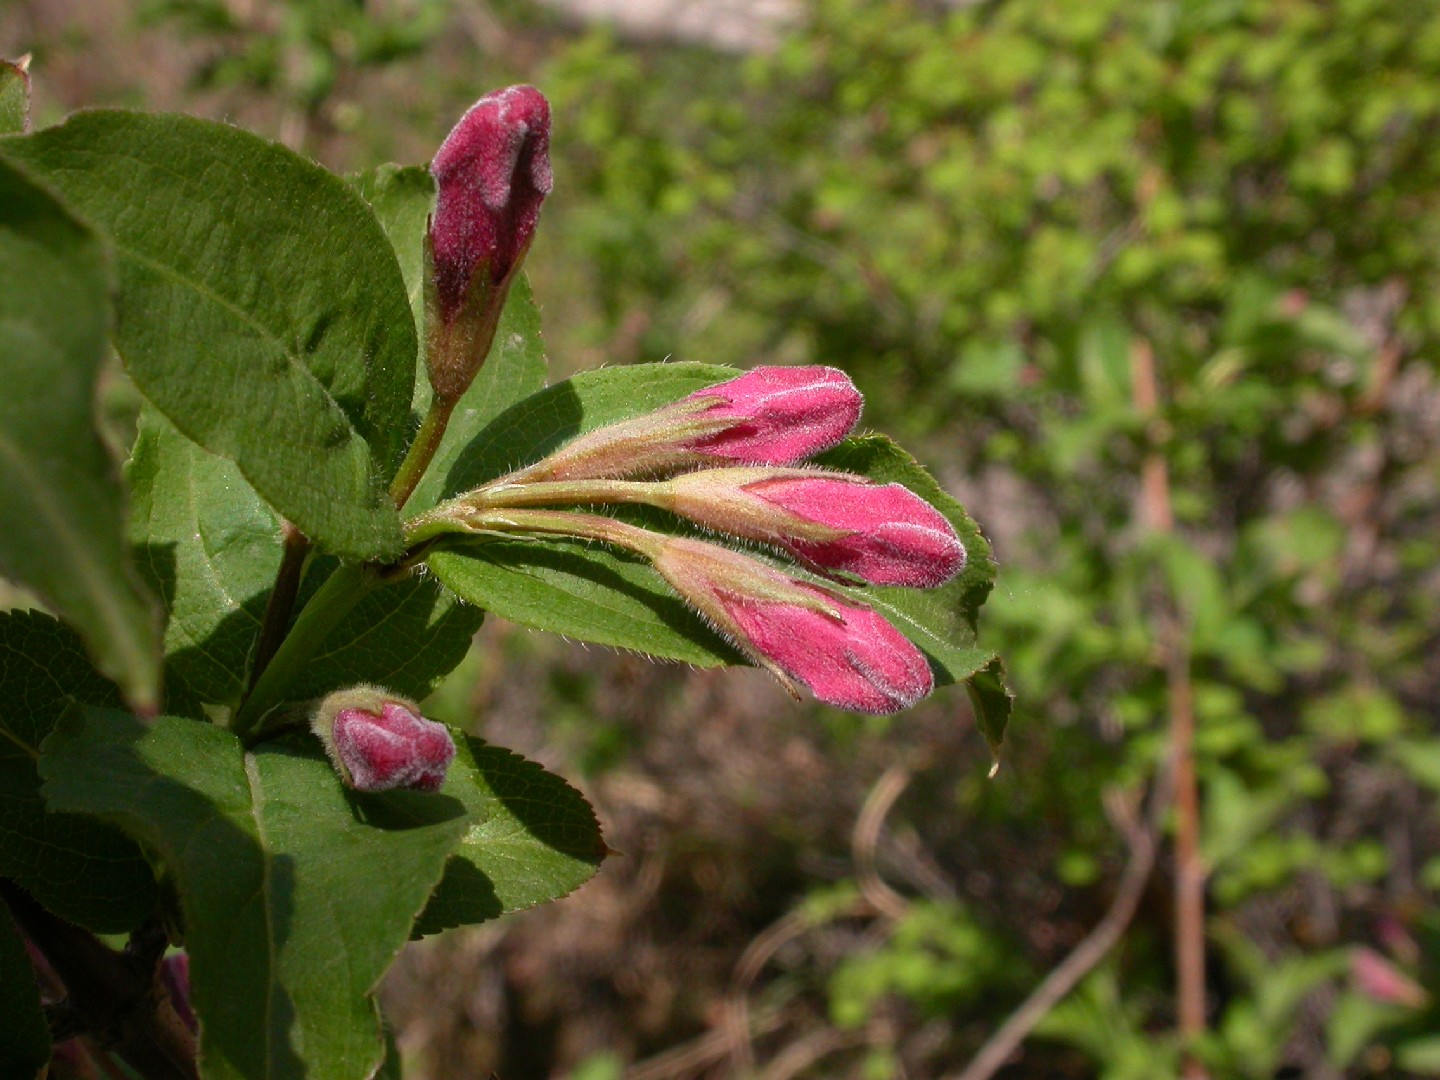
[0,154,161,710]
[0,610,157,932]
[284,559,483,705]
[964,656,1013,755]
[128,407,281,714]
[40,710,466,1080]
[364,735,607,937]
[2,112,412,559]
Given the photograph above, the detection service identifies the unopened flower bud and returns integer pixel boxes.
[651,537,933,714]
[311,686,456,793]
[517,366,863,483]
[1351,947,1427,1008]
[426,85,552,404]
[658,467,965,587]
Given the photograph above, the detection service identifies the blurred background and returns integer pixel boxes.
[4,0,1440,1076]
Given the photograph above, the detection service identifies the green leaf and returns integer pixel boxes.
[365,735,607,937]
[130,409,480,714]
[128,407,281,714]
[0,154,161,711]
[0,57,29,135]
[40,709,467,1080]
[0,610,157,932]
[1,112,413,560]
[283,559,483,705]
[965,656,1013,755]
[427,363,999,687]
[348,164,432,337]
[0,892,50,1079]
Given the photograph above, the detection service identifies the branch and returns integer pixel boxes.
[947,772,1169,1080]
[1,882,197,1080]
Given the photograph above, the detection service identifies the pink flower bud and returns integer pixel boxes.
[660,467,965,587]
[430,84,551,321]
[1351,947,1427,1008]
[676,366,863,465]
[650,537,933,714]
[426,85,552,403]
[516,366,863,483]
[312,686,456,793]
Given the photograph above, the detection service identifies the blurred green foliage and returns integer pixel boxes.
[537,0,1440,1072]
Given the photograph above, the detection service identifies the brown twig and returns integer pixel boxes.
[246,520,311,693]
[1132,336,1207,1077]
[1,881,197,1080]
[852,764,916,923]
[947,771,1170,1080]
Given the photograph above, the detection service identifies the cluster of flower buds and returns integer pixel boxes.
[425,365,968,715]
[415,87,965,716]
[311,686,456,792]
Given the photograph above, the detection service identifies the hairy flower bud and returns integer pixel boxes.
[658,467,965,587]
[650,537,933,714]
[311,686,456,793]
[426,85,552,404]
[515,366,863,483]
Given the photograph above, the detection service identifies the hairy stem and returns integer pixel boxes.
[389,397,457,510]
[247,522,311,693]
[1,882,197,1080]
[231,562,380,742]
[406,504,666,558]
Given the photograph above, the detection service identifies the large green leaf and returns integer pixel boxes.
[130,409,481,715]
[1,112,413,560]
[40,710,467,1080]
[0,57,28,135]
[348,163,550,513]
[368,735,608,936]
[426,363,999,687]
[0,611,157,932]
[0,896,49,1080]
[348,164,432,337]
[128,407,281,714]
[0,155,161,710]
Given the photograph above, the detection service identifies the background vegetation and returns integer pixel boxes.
[4,0,1440,1075]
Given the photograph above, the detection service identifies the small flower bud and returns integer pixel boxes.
[517,366,863,483]
[426,85,552,404]
[678,365,863,465]
[658,467,965,587]
[650,536,933,714]
[311,686,456,793]
[1351,947,1427,1008]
